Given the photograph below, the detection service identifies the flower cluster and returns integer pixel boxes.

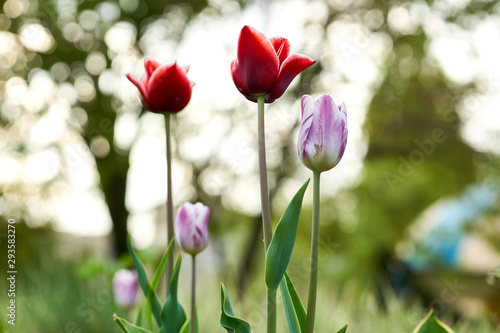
[121,24,353,333]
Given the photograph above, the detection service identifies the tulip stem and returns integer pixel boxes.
[165,113,175,296]
[191,255,196,333]
[306,171,321,333]
[257,95,273,250]
[257,95,276,333]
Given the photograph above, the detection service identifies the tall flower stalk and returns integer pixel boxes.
[165,113,174,289]
[297,94,347,333]
[231,25,315,333]
[305,170,320,333]
[127,60,194,293]
[257,95,273,251]
[257,94,276,332]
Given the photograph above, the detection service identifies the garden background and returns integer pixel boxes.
[0,0,500,331]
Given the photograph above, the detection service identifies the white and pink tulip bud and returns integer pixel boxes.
[175,202,210,256]
[113,269,138,307]
[297,94,347,173]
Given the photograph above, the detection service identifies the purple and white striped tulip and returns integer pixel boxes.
[113,269,138,307]
[297,94,347,173]
[175,202,210,256]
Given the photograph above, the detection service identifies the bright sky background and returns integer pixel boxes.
[1,0,499,246]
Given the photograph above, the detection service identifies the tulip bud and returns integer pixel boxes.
[297,94,348,173]
[127,59,194,113]
[175,202,210,256]
[113,269,138,307]
[231,26,316,103]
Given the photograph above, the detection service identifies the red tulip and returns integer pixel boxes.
[127,59,194,113]
[231,26,316,103]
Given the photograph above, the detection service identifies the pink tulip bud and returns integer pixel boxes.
[127,59,194,113]
[297,94,348,173]
[231,26,316,103]
[175,202,210,256]
[113,269,138,307]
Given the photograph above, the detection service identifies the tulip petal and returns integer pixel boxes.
[231,26,280,96]
[270,37,290,66]
[147,63,193,112]
[297,95,347,172]
[267,54,316,103]
[309,95,338,171]
[145,59,161,77]
[331,102,348,164]
[126,73,149,106]
[142,59,161,88]
[175,202,210,256]
[297,95,315,162]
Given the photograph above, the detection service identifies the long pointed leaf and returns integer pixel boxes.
[180,310,198,333]
[127,236,162,326]
[134,308,143,327]
[146,238,174,328]
[335,324,348,333]
[180,319,189,333]
[283,273,307,332]
[114,314,154,333]
[160,255,186,333]
[280,278,301,333]
[413,309,454,333]
[266,180,310,289]
[220,283,251,333]
[150,238,175,293]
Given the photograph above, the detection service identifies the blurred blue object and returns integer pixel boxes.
[406,182,499,272]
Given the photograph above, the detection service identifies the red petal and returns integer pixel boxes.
[270,37,290,66]
[267,54,316,103]
[231,26,279,97]
[142,59,161,87]
[144,59,161,77]
[147,63,193,113]
[126,73,149,106]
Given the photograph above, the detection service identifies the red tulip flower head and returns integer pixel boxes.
[231,26,316,103]
[127,59,194,113]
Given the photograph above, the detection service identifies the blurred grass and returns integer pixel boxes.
[0,223,498,333]
[0,223,121,333]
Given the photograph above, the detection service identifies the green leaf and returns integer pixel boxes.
[150,238,174,295]
[114,314,154,333]
[280,278,301,333]
[265,180,310,289]
[180,308,198,333]
[282,273,307,333]
[413,309,455,333]
[180,319,189,333]
[160,255,187,333]
[147,238,174,328]
[335,324,348,333]
[134,308,143,327]
[127,236,162,326]
[180,314,198,333]
[220,283,252,333]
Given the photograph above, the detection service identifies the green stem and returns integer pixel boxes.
[165,113,175,296]
[257,95,276,333]
[267,288,277,333]
[257,95,273,249]
[306,171,321,333]
[191,256,196,333]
